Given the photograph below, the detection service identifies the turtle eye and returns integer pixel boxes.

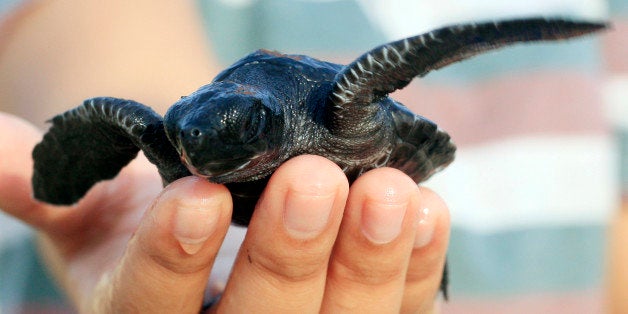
[240,106,267,144]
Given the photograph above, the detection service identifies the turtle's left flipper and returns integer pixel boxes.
[32,97,190,205]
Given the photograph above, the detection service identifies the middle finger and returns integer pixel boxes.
[322,167,421,313]
[215,155,349,312]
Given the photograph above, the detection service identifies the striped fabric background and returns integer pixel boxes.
[201,0,623,312]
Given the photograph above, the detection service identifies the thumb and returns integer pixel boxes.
[89,177,232,313]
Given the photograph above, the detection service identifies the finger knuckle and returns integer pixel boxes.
[247,246,328,284]
[331,254,406,287]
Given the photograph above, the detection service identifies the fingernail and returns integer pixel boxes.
[173,203,221,254]
[361,198,407,244]
[283,186,335,239]
[414,207,437,248]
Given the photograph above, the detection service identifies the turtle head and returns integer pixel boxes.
[164,81,284,183]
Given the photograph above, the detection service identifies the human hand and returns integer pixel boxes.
[0,112,450,313]
[214,155,450,313]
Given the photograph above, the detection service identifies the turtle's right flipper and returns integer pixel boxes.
[32,97,190,205]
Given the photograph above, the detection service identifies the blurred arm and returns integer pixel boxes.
[0,0,219,126]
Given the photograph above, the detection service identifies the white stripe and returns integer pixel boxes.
[603,75,628,130]
[424,135,617,233]
[355,0,607,39]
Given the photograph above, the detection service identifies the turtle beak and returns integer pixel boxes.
[175,125,203,167]
[178,143,189,165]
[179,147,203,176]
[165,121,195,168]
[174,139,183,156]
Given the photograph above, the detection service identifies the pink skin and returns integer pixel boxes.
[0,111,450,313]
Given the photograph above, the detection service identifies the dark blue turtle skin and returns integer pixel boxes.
[162,49,456,226]
[31,18,606,300]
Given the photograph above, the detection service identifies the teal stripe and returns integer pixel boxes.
[198,1,262,65]
[0,224,606,304]
[422,38,603,84]
[0,0,22,15]
[609,0,628,16]
[619,129,628,195]
[448,225,605,296]
[199,1,603,81]
[0,235,69,307]
[249,0,386,54]
[199,0,386,64]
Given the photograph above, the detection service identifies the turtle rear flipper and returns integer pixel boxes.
[387,103,456,183]
[32,97,190,205]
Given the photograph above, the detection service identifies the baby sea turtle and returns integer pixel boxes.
[31,17,605,300]
[32,18,605,225]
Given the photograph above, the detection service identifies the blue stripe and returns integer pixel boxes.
[199,0,386,64]
[609,0,628,15]
[448,224,605,296]
[199,1,604,82]
[0,0,23,16]
[619,129,628,195]
[422,38,603,83]
[0,234,70,309]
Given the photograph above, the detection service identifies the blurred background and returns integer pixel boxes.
[0,0,626,313]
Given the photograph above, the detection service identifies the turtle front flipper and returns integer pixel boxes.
[32,97,190,205]
[327,18,607,133]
